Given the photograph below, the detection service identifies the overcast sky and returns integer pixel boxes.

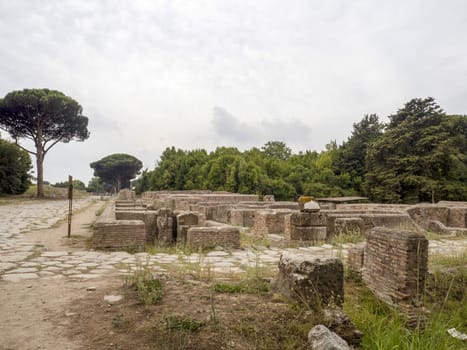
[1,0,466,184]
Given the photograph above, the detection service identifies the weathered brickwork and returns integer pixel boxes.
[346,244,365,275]
[93,219,146,251]
[363,227,428,307]
[253,210,293,236]
[186,227,240,250]
[229,209,257,227]
[115,210,158,243]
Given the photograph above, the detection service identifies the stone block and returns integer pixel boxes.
[289,212,327,227]
[253,210,292,236]
[273,253,344,309]
[322,307,363,347]
[284,225,327,241]
[186,227,240,250]
[308,325,350,350]
[93,219,145,251]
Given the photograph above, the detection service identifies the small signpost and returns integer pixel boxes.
[67,175,73,238]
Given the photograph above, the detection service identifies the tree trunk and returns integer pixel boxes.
[36,129,44,198]
[116,176,121,194]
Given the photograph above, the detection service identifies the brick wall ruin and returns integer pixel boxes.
[93,219,146,251]
[363,227,428,307]
[186,226,240,250]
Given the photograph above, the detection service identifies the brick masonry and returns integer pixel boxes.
[93,219,146,251]
[186,226,240,250]
[363,227,428,307]
[253,210,293,236]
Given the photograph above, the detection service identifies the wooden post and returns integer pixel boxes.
[68,175,73,238]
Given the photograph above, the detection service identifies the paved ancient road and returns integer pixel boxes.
[1,198,466,283]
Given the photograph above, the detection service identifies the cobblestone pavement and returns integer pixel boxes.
[1,199,466,282]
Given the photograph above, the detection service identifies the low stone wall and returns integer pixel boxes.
[406,205,449,229]
[284,212,327,242]
[447,207,467,228]
[325,213,416,240]
[253,210,293,236]
[115,210,158,243]
[93,219,146,251]
[335,218,364,235]
[229,209,257,227]
[428,220,467,235]
[363,227,428,308]
[273,253,344,309]
[186,226,240,250]
[267,202,300,210]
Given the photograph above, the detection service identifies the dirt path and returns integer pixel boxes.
[23,200,106,251]
[0,199,116,350]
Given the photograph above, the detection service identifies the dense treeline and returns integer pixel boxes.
[135,98,467,203]
[0,136,31,195]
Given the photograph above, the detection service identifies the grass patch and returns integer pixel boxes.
[331,230,365,246]
[240,232,271,248]
[213,277,270,294]
[146,241,213,256]
[344,273,467,349]
[95,201,109,216]
[165,316,204,332]
[124,263,164,305]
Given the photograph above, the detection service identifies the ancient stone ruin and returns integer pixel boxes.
[92,189,467,334]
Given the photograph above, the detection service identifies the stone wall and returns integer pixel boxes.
[156,208,175,245]
[229,209,257,227]
[447,207,467,228]
[186,226,240,250]
[118,189,136,200]
[93,219,146,251]
[115,210,158,243]
[176,211,200,243]
[335,218,364,235]
[253,210,293,236]
[363,227,428,307]
[325,213,416,240]
[346,244,365,276]
[406,205,449,229]
[284,212,327,242]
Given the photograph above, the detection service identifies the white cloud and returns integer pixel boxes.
[0,0,466,183]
